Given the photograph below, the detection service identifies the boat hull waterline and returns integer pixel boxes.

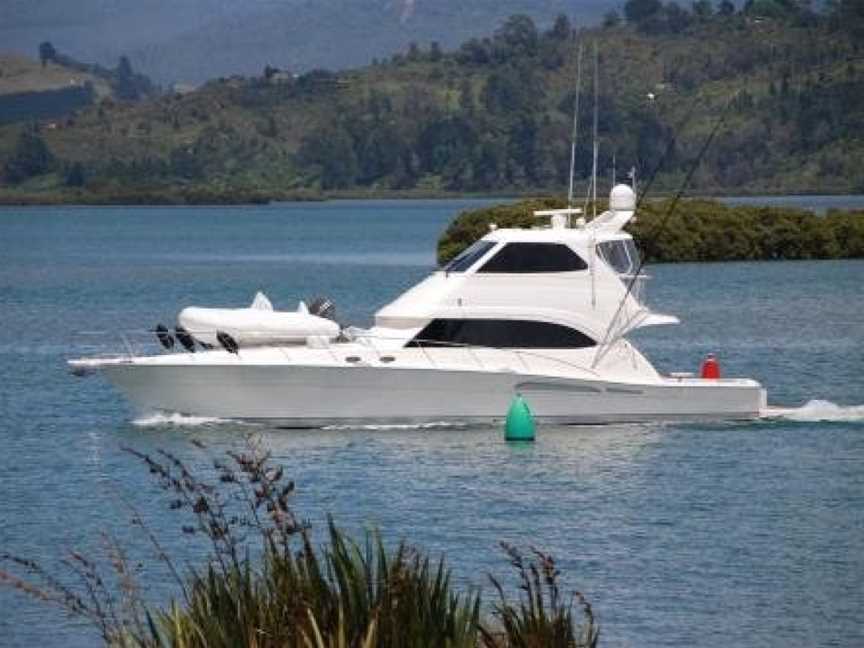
[89,360,766,427]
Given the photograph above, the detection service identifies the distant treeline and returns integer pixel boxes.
[0,185,319,206]
[438,198,864,264]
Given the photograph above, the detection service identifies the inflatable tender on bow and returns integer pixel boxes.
[178,292,340,347]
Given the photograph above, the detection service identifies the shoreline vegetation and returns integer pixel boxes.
[437,198,864,264]
[1,185,863,206]
[0,440,599,648]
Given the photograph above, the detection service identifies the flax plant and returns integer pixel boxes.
[481,544,598,648]
[1,437,598,648]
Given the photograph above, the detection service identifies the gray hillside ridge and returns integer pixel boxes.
[1,0,616,84]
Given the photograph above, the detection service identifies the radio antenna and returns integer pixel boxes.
[567,42,584,224]
[591,41,599,221]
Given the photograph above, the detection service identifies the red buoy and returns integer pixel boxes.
[700,353,720,379]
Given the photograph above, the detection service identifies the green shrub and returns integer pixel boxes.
[438,198,864,265]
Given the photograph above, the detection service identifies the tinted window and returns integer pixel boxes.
[407,319,596,349]
[598,240,639,275]
[479,243,587,273]
[443,240,496,273]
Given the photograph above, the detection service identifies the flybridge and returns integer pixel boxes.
[533,207,583,229]
[528,184,638,232]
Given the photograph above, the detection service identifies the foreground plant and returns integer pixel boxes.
[482,544,598,648]
[1,437,598,647]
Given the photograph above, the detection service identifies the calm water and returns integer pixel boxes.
[1,198,863,647]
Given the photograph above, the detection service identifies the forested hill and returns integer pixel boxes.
[2,1,863,202]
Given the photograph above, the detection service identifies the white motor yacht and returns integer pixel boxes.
[69,184,767,426]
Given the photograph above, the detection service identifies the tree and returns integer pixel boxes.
[781,71,790,95]
[407,42,421,62]
[664,2,693,32]
[482,64,541,114]
[65,162,86,187]
[539,40,565,70]
[507,115,539,181]
[624,0,663,24]
[456,38,491,65]
[417,117,478,175]
[429,41,443,62]
[298,125,358,189]
[117,55,133,79]
[744,0,804,18]
[357,127,402,183]
[718,0,736,15]
[692,0,714,20]
[169,146,204,180]
[458,79,475,115]
[829,0,864,37]
[603,9,623,27]
[494,15,539,61]
[549,14,572,40]
[114,55,140,101]
[3,129,55,183]
[38,41,56,67]
[473,139,505,189]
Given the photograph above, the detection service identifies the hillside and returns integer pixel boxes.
[1,3,863,201]
[0,54,110,96]
[0,51,156,127]
[2,0,615,84]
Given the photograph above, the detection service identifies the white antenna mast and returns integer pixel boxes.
[591,41,599,222]
[567,42,584,227]
[589,41,599,308]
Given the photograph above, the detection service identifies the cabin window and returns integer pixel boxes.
[597,240,639,275]
[407,319,596,349]
[478,243,587,273]
[442,240,496,273]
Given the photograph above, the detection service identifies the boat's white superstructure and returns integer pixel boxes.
[69,184,767,426]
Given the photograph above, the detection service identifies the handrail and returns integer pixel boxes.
[72,328,607,379]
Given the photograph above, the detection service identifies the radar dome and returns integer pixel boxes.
[610,184,636,212]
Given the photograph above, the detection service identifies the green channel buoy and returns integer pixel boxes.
[505,393,535,442]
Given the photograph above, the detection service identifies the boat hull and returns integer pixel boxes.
[99,361,766,427]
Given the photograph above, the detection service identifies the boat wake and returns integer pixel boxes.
[323,421,469,431]
[131,416,467,431]
[133,412,229,428]
[762,400,864,423]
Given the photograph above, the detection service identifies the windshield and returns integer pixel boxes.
[442,240,496,273]
[597,239,639,275]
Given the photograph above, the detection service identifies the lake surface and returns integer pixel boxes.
[1,198,862,647]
